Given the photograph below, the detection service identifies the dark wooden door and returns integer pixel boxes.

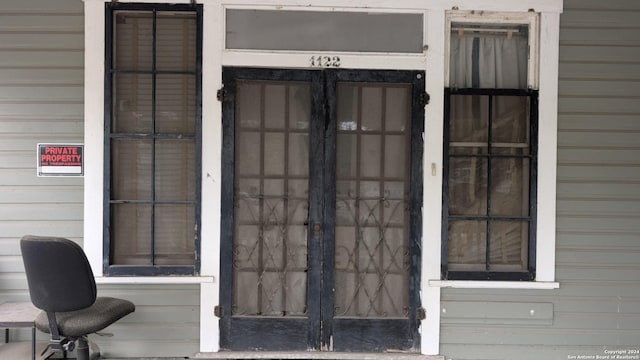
[220,68,424,352]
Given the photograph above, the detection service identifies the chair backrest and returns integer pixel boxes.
[20,235,97,313]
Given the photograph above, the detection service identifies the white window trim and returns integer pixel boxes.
[83,0,562,356]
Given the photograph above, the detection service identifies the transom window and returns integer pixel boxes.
[104,3,203,276]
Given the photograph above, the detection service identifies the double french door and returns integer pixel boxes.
[219,68,424,352]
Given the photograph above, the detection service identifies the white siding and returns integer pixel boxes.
[440,0,640,359]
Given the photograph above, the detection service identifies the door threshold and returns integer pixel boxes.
[193,352,444,360]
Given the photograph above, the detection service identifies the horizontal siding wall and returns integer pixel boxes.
[0,0,201,357]
[90,284,201,358]
[0,0,84,297]
[440,1,640,359]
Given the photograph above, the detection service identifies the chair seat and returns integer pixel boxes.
[35,297,135,337]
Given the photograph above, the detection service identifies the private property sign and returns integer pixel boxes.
[37,143,84,177]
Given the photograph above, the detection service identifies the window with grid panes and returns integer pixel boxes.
[104,3,202,275]
[442,19,538,281]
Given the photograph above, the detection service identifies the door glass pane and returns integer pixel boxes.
[289,84,310,129]
[385,86,410,132]
[237,82,261,129]
[233,80,309,317]
[334,82,410,319]
[361,87,382,132]
[360,135,381,178]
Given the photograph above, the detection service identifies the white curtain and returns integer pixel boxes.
[450,33,528,89]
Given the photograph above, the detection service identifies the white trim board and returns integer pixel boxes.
[83,0,563,356]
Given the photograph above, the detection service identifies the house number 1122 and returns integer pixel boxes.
[310,56,341,68]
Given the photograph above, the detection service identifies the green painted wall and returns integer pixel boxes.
[440,1,640,359]
[1,0,639,359]
[0,0,200,357]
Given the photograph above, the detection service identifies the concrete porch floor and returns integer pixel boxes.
[105,353,444,360]
[2,340,445,360]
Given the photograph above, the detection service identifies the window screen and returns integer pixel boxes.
[443,88,538,281]
[106,4,202,275]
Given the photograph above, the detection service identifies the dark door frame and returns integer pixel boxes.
[219,67,424,352]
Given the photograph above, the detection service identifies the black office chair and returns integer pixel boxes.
[20,235,135,360]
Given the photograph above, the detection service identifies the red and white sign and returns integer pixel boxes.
[37,143,84,176]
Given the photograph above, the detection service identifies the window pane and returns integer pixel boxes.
[447,220,486,271]
[448,157,487,216]
[155,204,195,265]
[112,74,153,133]
[156,74,196,134]
[156,12,197,71]
[112,203,152,265]
[450,24,529,89]
[489,221,528,271]
[113,11,153,71]
[111,139,152,200]
[449,95,489,154]
[490,158,529,217]
[155,139,195,201]
[226,10,423,53]
[492,95,530,146]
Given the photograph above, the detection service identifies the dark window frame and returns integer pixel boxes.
[442,87,538,281]
[103,2,203,276]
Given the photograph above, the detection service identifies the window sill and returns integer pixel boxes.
[95,276,215,285]
[429,280,559,290]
